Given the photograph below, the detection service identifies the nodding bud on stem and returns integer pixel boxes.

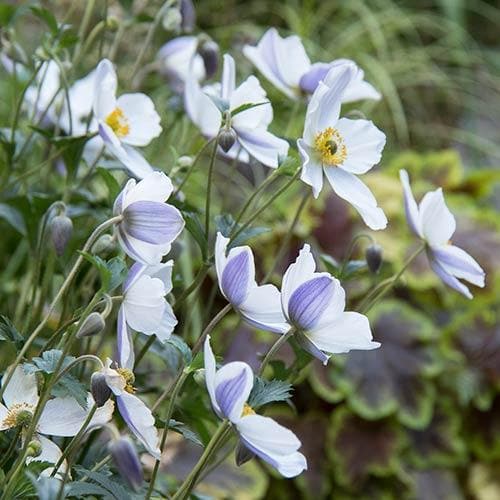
[109,437,144,491]
[218,127,237,153]
[76,312,105,339]
[235,440,255,466]
[91,372,112,407]
[91,233,116,256]
[193,368,206,387]
[365,243,383,274]
[50,212,73,257]
[198,39,219,79]
[180,0,196,32]
[26,440,42,458]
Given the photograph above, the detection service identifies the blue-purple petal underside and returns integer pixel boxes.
[221,251,251,306]
[215,368,250,419]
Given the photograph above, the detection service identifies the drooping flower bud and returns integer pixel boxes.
[76,312,105,339]
[365,243,383,274]
[91,233,116,256]
[198,39,219,79]
[109,437,144,491]
[50,213,73,256]
[235,440,255,466]
[180,0,196,32]
[162,7,182,31]
[26,439,42,458]
[91,372,112,407]
[218,127,237,153]
[192,368,205,387]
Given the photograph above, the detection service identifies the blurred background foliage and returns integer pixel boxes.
[0,0,499,499]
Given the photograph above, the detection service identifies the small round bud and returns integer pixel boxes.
[218,128,237,153]
[50,213,73,256]
[76,312,105,339]
[15,409,33,428]
[106,17,120,32]
[365,243,383,274]
[198,40,219,79]
[180,0,196,32]
[26,440,42,458]
[193,368,205,387]
[91,233,116,256]
[91,372,112,408]
[176,155,194,169]
[162,7,182,31]
[109,437,144,491]
[235,440,255,466]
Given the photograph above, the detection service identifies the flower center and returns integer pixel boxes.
[105,107,130,138]
[241,403,255,417]
[314,127,347,166]
[2,403,35,429]
[116,368,136,393]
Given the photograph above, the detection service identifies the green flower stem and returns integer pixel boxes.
[204,139,220,243]
[258,328,296,376]
[0,427,22,468]
[230,169,301,244]
[50,403,98,478]
[146,370,190,500]
[357,244,426,314]
[338,233,376,278]
[0,216,122,404]
[72,0,96,63]
[173,263,211,312]
[1,444,34,499]
[171,420,231,500]
[133,334,157,370]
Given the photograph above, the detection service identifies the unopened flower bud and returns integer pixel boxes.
[76,312,105,339]
[176,155,193,169]
[218,128,237,153]
[198,40,219,79]
[162,7,182,31]
[91,233,116,256]
[91,372,112,407]
[106,17,120,32]
[235,440,255,466]
[365,243,383,274]
[109,437,144,491]
[193,368,205,387]
[50,213,73,256]
[180,0,196,32]
[26,440,42,458]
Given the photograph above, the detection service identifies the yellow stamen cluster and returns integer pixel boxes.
[2,403,34,429]
[314,127,347,166]
[241,403,256,417]
[105,107,130,138]
[116,368,136,394]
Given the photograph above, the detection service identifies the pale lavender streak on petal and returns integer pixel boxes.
[299,63,330,94]
[98,122,112,144]
[429,255,472,299]
[288,276,334,330]
[432,246,483,277]
[118,226,144,262]
[123,262,145,292]
[123,201,183,244]
[117,307,133,369]
[221,252,250,306]
[117,396,143,441]
[215,369,250,419]
[113,189,125,216]
[240,436,280,470]
[295,333,330,365]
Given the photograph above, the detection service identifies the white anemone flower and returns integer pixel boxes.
[297,62,387,230]
[114,171,185,265]
[118,261,177,368]
[0,365,113,474]
[281,244,380,364]
[204,337,307,477]
[185,54,289,168]
[101,360,161,459]
[400,169,485,299]
[243,28,380,102]
[157,36,206,92]
[93,59,161,179]
[215,232,289,333]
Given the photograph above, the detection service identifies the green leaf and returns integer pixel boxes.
[24,349,74,375]
[97,168,121,203]
[73,466,132,500]
[0,315,24,347]
[0,4,17,25]
[247,378,293,409]
[207,94,229,113]
[51,134,94,177]
[276,154,300,176]
[66,482,110,497]
[168,419,203,446]
[30,5,58,34]
[183,211,207,258]
[52,373,88,409]
[215,213,270,248]
[79,253,125,292]
[0,203,26,236]
[167,335,192,365]
[230,101,269,117]
[26,472,67,500]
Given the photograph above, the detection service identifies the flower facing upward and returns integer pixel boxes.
[118,261,177,368]
[184,54,289,168]
[0,365,113,474]
[215,232,289,333]
[281,245,380,364]
[297,62,387,230]
[204,337,307,477]
[101,360,161,459]
[114,171,185,265]
[93,59,161,178]
[400,169,485,299]
[243,28,381,102]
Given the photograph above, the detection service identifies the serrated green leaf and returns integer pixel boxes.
[167,335,192,365]
[66,481,110,497]
[0,203,27,235]
[73,466,132,500]
[97,168,121,204]
[24,349,75,375]
[79,251,112,291]
[183,211,207,258]
[215,213,269,248]
[52,373,88,409]
[0,315,24,347]
[168,419,203,446]
[30,6,58,34]
[247,378,293,409]
[106,256,127,292]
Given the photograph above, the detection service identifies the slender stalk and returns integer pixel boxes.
[339,233,376,278]
[134,335,156,370]
[73,0,96,62]
[146,370,190,499]
[0,216,122,403]
[258,328,295,376]
[357,244,426,313]
[171,421,231,500]
[173,263,211,311]
[204,139,220,243]
[0,427,22,468]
